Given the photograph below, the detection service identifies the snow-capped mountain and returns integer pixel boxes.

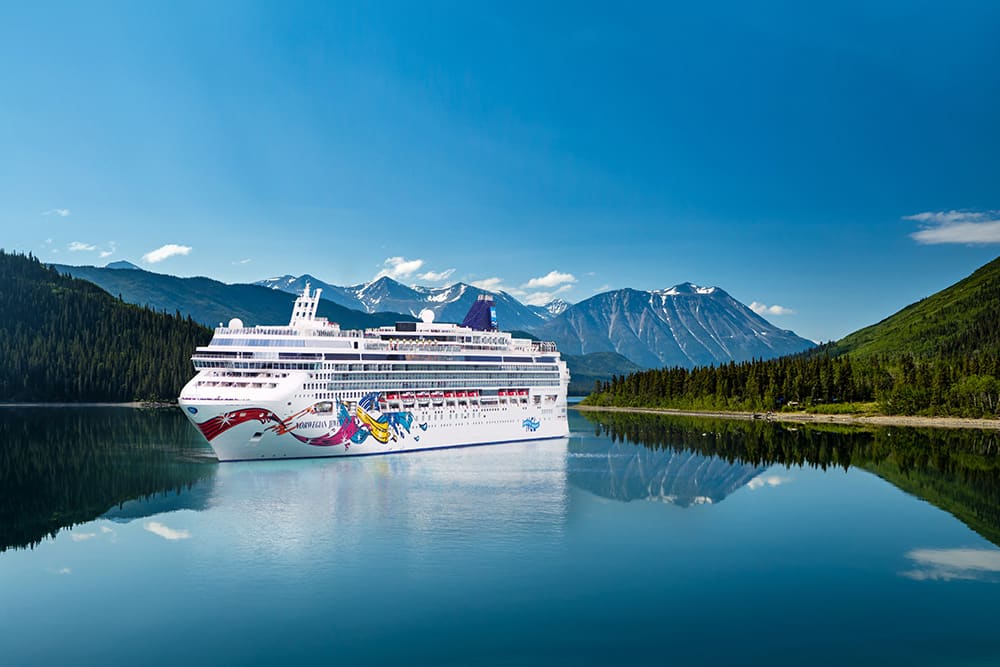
[255,275,550,331]
[569,437,767,505]
[528,298,570,320]
[536,282,815,368]
[254,274,361,310]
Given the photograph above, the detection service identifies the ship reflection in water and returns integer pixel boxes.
[3,408,1000,666]
[206,437,571,558]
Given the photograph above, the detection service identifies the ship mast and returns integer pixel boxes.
[289,282,323,327]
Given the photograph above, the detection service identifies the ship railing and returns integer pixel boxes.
[215,326,300,336]
[214,326,364,338]
[382,343,464,353]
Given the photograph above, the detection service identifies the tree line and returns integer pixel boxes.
[584,347,1000,418]
[0,250,212,402]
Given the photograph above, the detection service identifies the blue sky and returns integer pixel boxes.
[2,1,999,341]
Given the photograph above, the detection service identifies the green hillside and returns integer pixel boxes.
[0,250,211,402]
[586,256,1000,417]
[829,255,1000,358]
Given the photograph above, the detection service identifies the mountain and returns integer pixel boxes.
[53,264,415,330]
[105,260,140,270]
[586,257,1000,416]
[827,255,1000,359]
[538,283,815,368]
[256,274,549,330]
[0,250,210,402]
[564,352,644,396]
[528,298,570,320]
[56,263,816,375]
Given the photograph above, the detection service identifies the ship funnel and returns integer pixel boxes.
[462,294,497,331]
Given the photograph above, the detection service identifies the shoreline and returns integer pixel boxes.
[0,402,174,409]
[570,404,1000,431]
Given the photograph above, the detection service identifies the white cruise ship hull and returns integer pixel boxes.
[179,285,570,462]
[179,393,569,462]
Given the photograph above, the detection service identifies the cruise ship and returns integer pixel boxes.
[178,284,570,461]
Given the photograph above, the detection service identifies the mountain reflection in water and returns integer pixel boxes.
[568,435,765,505]
[580,410,1000,546]
[0,407,216,552]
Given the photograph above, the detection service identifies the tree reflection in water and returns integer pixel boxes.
[579,411,1000,546]
[0,407,216,552]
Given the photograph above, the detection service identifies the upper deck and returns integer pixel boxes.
[197,284,558,358]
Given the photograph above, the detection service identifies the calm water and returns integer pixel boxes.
[2,407,1000,666]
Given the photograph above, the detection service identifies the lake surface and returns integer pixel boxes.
[2,406,1000,666]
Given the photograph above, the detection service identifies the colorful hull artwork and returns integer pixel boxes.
[195,392,415,451]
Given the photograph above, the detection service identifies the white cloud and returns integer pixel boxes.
[903,210,986,225]
[100,526,114,534]
[375,256,424,280]
[593,284,611,294]
[68,241,97,252]
[43,208,71,217]
[746,475,792,490]
[471,277,505,291]
[99,242,117,258]
[523,270,577,289]
[750,302,796,316]
[144,521,191,540]
[417,268,455,283]
[901,547,1000,582]
[906,210,1000,245]
[142,244,192,264]
[70,532,97,542]
[232,258,252,265]
[57,567,72,575]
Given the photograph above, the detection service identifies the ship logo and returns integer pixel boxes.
[522,418,540,432]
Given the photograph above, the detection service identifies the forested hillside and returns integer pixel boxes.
[54,263,415,330]
[0,250,211,402]
[828,255,1000,358]
[585,256,1000,418]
